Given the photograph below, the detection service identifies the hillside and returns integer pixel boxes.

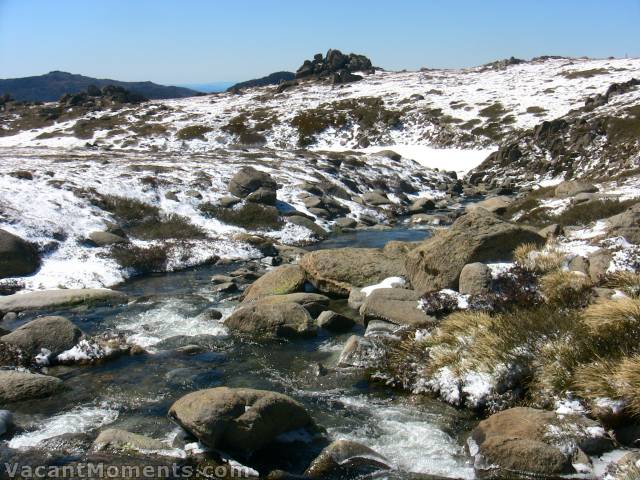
[1,57,638,184]
[227,71,294,91]
[0,71,200,101]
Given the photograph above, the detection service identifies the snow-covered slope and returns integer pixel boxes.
[2,57,639,154]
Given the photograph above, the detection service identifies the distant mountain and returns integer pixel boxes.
[227,71,295,91]
[0,71,201,102]
[178,82,236,93]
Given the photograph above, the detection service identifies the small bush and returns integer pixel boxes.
[95,195,160,224]
[199,202,283,230]
[176,125,212,140]
[607,105,640,144]
[583,297,640,354]
[526,106,547,115]
[111,243,169,273]
[478,102,507,120]
[128,213,206,240]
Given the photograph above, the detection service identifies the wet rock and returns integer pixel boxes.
[0,370,64,403]
[364,319,403,338]
[242,264,307,302]
[406,210,544,291]
[360,288,433,327]
[0,288,128,315]
[287,216,329,239]
[337,335,383,368]
[251,292,330,317]
[469,407,614,478]
[211,275,235,284]
[334,217,357,229]
[0,228,40,279]
[229,166,277,198]
[86,231,127,247]
[316,311,355,333]
[212,282,238,294]
[299,248,406,297]
[168,387,313,454]
[408,197,436,214]
[459,262,492,295]
[305,439,391,478]
[93,429,167,454]
[0,410,13,437]
[1,315,82,357]
[226,302,316,338]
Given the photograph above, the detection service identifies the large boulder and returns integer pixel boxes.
[466,196,513,215]
[305,439,391,478]
[168,387,313,454]
[1,316,82,357]
[0,288,128,315]
[555,181,598,198]
[606,203,640,244]
[228,166,277,199]
[250,292,330,317]
[299,248,406,296]
[225,302,316,338]
[242,265,307,302]
[469,407,614,478]
[0,229,40,279]
[0,371,64,403]
[406,211,544,291]
[359,288,434,327]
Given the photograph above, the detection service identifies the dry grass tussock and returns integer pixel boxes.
[513,242,566,274]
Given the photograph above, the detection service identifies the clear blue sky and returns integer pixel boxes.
[1,0,639,85]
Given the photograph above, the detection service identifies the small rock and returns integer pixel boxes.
[408,197,436,214]
[93,429,166,454]
[1,315,82,357]
[305,439,391,478]
[555,181,598,198]
[467,196,513,215]
[218,196,241,208]
[362,191,391,206]
[229,166,277,198]
[588,249,612,283]
[539,223,564,239]
[86,231,127,247]
[211,275,235,284]
[212,282,238,294]
[242,264,307,301]
[337,335,383,368]
[0,370,64,403]
[334,217,357,229]
[226,302,316,338]
[0,228,41,279]
[569,255,590,275]
[287,216,328,239]
[459,262,492,295]
[246,187,277,205]
[316,311,355,333]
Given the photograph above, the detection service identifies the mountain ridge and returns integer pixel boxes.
[0,71,201,102]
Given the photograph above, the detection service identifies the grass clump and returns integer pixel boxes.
[562,68,609,79]
[176,125,212,140]
[555,199,638,226]
[111,243,169,273]
[95,195,160,224]
[605,271,640,298]
[478,102,507,120]
[199,202,283,231]
[539,270,592,308]
[607,105,640,144]
[526,106,547,115]
[514,243,566,274]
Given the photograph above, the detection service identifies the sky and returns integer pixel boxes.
[1,0,639,85]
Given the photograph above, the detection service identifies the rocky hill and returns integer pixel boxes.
[227,71,295,92]
[0,70,200,102]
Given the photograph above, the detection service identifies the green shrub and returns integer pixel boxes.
[94,195,160,224]
[176,125,212,140]
[478,102,507,120]
[199,202,283,230]
[607,105,640,144]
[562,68,609,79]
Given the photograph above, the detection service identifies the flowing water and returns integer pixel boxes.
[3,227,477,479]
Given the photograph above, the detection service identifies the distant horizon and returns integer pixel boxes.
[2,51,640,92]
[1,0,639,85]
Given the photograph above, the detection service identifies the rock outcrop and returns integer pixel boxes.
[406,211,544,291]
[295,49,373,84]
